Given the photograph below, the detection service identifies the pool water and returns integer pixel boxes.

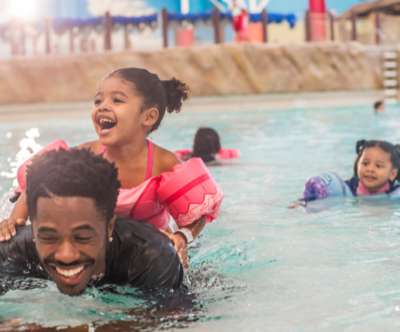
[1,101,400,331]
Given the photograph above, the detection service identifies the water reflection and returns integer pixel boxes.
[0,281,203,332]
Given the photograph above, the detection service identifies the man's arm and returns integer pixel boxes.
[0,226,40,277]
[0,191,29,241]
[111,220,184,290]
[129,237,183,289]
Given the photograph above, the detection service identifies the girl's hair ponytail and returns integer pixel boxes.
[353,139,366,178]
[394,144,400,158]
[107,67,189,133]
[355,139,366,154]
[393,144,400,182]
[161,78,189,114]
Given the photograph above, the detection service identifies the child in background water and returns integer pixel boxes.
[344,139,400,196]
[176,127,239,165]
[0,68,223,267]
[293,139,400,206]
[192,127,221,164]
[178,127,221,164]
[373,100,385,114]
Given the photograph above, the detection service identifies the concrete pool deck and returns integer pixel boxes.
[0,90,388,121]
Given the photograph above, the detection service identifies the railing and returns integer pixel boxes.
[304,10,398,45]
[3,8,400,59]
[0,8,297,58]
[162,9,296,46]
[0,12,159,56]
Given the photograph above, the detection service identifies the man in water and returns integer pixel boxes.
[0,148,183,295]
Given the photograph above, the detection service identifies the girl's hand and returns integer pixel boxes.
[170,232,187,252]
[171,232,189,270]
[288,200,306,209]
[168,232,189,270]
[288,201,300,209]
[0,218,27,242]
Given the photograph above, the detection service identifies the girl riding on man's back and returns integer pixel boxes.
[0,67,223,267]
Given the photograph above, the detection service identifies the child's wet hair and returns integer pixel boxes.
[373,100,384,111]
[192,127,221,163]
[353,139,400,182]
[107,67,189,132]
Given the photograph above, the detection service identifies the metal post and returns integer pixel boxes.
[261,9,268,43]
[32,34,38,55]
[212,7,221,44]
[305,10,310,42]
[103,11,112,51]
[350,12,357,41]
[19,23,26,56]
[69,27,75,53]
[161,8,169,48]
[44,18,51,54]
[329,11,335,41]
[375,12,381,45]
[124,25,131,50]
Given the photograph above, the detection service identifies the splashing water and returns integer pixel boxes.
[0,128,43,219]
[1,128,42,187]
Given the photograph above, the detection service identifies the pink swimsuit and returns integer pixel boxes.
[17,140,223,230]
[107,140,169,229]
[356,181,390,196]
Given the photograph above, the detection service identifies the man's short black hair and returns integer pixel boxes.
[26,148,120,222]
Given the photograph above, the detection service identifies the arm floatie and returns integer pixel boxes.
[303,172,352,202]
[216,148,240,160]
[175,148,240,161]
[16,140,69,192]
[157,158,223,227]
[175,149,192,161]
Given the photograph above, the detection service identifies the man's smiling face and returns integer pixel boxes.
[32,196,111,296]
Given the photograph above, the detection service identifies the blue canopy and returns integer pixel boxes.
[9,10,295,34]
[111,14,158,25]
[52,14,158,32]
[250,13,297,28]
[53,17,102,31]
[167,11,297,28]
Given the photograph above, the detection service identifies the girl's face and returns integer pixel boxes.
[91,76,157,146]
[357,146,398,192]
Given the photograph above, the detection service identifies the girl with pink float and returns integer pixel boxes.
[0,68,223,266]
[176,127,239,165]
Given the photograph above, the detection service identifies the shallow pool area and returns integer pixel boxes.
[1,97,400,331]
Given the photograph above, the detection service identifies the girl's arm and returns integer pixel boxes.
[157,146,222,267]
[169,217,206,270]
[0,192,29,241]
[172,217,206,246]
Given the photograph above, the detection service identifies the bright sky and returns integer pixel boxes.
[88,0,155,16]
[1,0,39,21]
[0,0,368,23]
